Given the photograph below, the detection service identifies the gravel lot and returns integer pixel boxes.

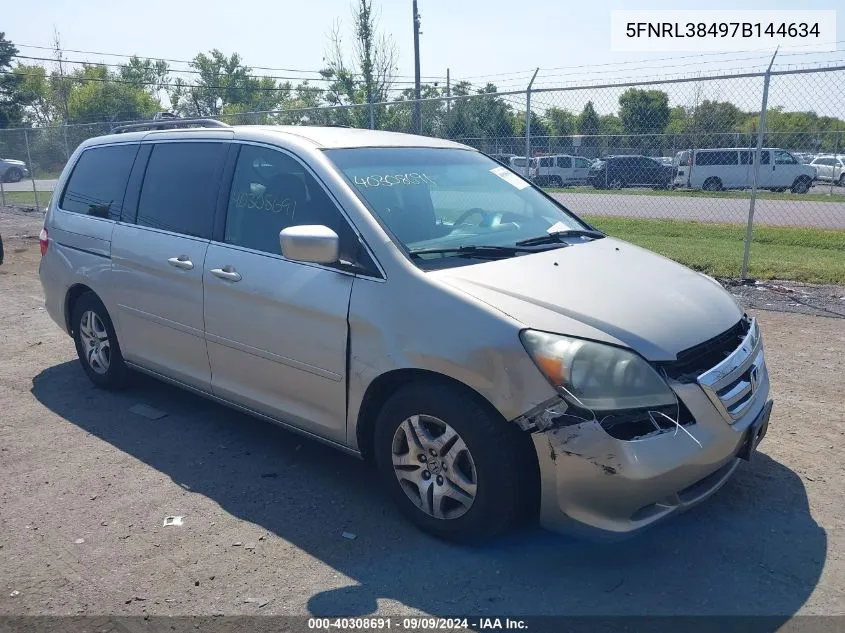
[1,206,844,620]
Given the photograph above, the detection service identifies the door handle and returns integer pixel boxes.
[168,256,194,270]
[210,266,242,282]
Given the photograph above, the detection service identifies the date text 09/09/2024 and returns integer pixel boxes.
[308,617,529,630]
[625,22,821,39]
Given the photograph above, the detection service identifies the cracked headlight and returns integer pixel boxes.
[520,330,676,411]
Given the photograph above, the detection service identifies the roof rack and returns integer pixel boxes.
[112,118,231,134]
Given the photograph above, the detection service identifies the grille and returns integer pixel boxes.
[659,317,751,383]
[696,318,764,424]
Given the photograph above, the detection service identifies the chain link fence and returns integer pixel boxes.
[1,64,843,280]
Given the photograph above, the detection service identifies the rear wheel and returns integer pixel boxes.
[609,177,624,189]
[791,176,811,194]
[71,292,129,389]
[702,177,722,192]
[4,167,23,183]
[549,176,563,187]
[838,174,845,188]
[373,382,534,542]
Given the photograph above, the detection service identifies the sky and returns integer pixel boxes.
[4,0,845,116]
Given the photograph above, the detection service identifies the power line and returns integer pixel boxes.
[10,54,428,86]
[14,42,446,81]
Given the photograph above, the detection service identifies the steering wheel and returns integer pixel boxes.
[452,207,505,228]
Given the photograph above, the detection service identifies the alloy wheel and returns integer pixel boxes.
[79,310,111,374]
[391,414,477,520]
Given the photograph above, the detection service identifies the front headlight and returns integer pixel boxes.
[520,330,675,411]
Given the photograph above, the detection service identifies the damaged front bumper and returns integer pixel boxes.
[520,320,773,539]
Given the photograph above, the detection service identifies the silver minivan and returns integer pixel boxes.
[39,121,773,541]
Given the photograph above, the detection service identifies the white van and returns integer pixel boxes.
[508,156,537,180]
[534,154,592,187]
[674,148,815,193]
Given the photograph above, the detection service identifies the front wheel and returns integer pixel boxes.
[702,177,722,192]
[71,292,129,389]
[791,177,811,194]
[4,167,23,183]
[373,382,535,542]
[838,174,845,188]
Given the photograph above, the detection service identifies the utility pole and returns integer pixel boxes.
[412,0,422,134]
[446,68,450,115]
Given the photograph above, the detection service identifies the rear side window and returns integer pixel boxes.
[136,142,227,239]
[556,156,572,168]
[739,151,771,165]
[696,151,738,166]
[539,157,553,167]
[60,144,138,219]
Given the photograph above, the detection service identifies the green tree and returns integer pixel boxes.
[446,82,517,151]
[0,33,33,128]
[598,114,623,154]
[543,107,576,152]
[67,65,160,122]
[169,50,286,118]
[576,101,600,146]
[618,88,670,152]
[321,0,398,128]
[13,64,57,126]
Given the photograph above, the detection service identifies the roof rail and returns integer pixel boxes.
[112,118,231,134]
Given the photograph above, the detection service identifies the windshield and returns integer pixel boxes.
[324,147,589,266]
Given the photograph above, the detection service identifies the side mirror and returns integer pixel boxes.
[279,225,339,265]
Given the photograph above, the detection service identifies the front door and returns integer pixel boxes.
[203,144,361,443]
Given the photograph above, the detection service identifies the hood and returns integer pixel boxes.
[431,237,742,361]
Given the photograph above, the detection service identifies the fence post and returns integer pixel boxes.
[24,129,41,212]
[62,123,71,160]
[830,126,841,197]
[524,68,539,179]
[740,50,778,281]
[369,98,375,130]
[0,179,5,206]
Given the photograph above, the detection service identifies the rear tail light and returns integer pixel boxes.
[39,227,48,256]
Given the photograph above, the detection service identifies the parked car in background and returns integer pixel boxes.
[0,158,29,183]
[489,153,516,167]
[534,154,592,187]
[810,155,845,186]
[38,120,773,542]
[508,156,537,180]
[673,148,815,193]
[589,155,673,189]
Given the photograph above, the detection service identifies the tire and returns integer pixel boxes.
[609,177,624,189]
[71,291,129,390]
[373,382,535,542]
[702,177,722,192]
[550,176,563,188]
[838,174,845,188]
[791,177,811,194]
[4,167,23,183]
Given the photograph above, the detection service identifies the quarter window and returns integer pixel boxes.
[60,144,139,219]
[136,142,227,239]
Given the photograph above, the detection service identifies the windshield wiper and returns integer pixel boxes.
[515,229,604,247]
[409,244,538,259]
